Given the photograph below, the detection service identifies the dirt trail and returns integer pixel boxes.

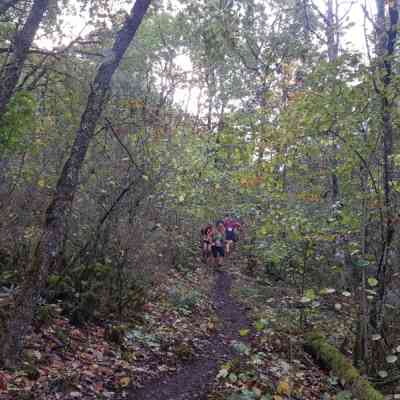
[130,269,252,400]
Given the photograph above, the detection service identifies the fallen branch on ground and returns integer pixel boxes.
[304,332,384,400]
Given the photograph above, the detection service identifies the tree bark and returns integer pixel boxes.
[326,0,340,203]
[0,0,152,367]
[0,0,49,118]
[372,0,399,333]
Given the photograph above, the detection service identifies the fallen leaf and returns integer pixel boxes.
[320,288,336,295]
[276,377,291,396]
[367,277,378,287]
[229,373,238,383]
[207,321,216,331]
[119,376,130,387]
[0,373,7,391]
[378,370,388,378]
[216,368,229,379]
[386,355,398,364]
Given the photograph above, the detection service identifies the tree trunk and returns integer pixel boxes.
[372,0,399,333]
[0,0,49,118]
[326,0,340,204]
[353,128,371,370]
[0,0,152,367]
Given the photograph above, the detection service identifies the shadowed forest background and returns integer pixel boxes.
[1,0,400,399]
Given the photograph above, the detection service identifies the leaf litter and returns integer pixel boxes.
[0,256,366,400]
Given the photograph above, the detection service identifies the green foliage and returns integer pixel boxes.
[228,389,272,400]
[0,92,36,153]
[45,261,148,325]
[336,391,353,400]
[231,341,251,356]
[35,305,53,327]
[0,0,399,379]
[169,287,201,314]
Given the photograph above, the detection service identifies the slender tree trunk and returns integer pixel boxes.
[0,0,152,367]
[354,156,370,369]
[372,0,399,333]
[326,0,340,203]
[0,0,49,118]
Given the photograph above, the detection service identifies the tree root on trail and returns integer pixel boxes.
[304,332,384,400]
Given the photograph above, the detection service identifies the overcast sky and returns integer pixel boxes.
[38,0,375,114]
[40,0,373,53]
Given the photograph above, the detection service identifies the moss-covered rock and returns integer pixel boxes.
[305,332,384,400]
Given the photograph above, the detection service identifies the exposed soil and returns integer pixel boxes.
[130,268,252,400]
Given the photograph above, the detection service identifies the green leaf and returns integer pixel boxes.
[336,390,352,400]
[229,373,238,383]
[304,288,317,300]
[355,259,369,268]
[367,277,378,287]
[255,319,267,332]
[231,341,251,355]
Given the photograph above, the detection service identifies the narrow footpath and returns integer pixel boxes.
[130,268,252,400]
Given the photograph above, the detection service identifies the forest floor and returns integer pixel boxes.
[0,251,388,400]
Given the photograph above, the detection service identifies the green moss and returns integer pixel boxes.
[305,332,384,400]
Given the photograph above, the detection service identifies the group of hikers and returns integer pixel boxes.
[201,215,242,268]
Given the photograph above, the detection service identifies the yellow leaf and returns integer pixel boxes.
[276,377,291,396]
[119,376,130,387]
[273,396,283,400]
[207,321,216,331]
